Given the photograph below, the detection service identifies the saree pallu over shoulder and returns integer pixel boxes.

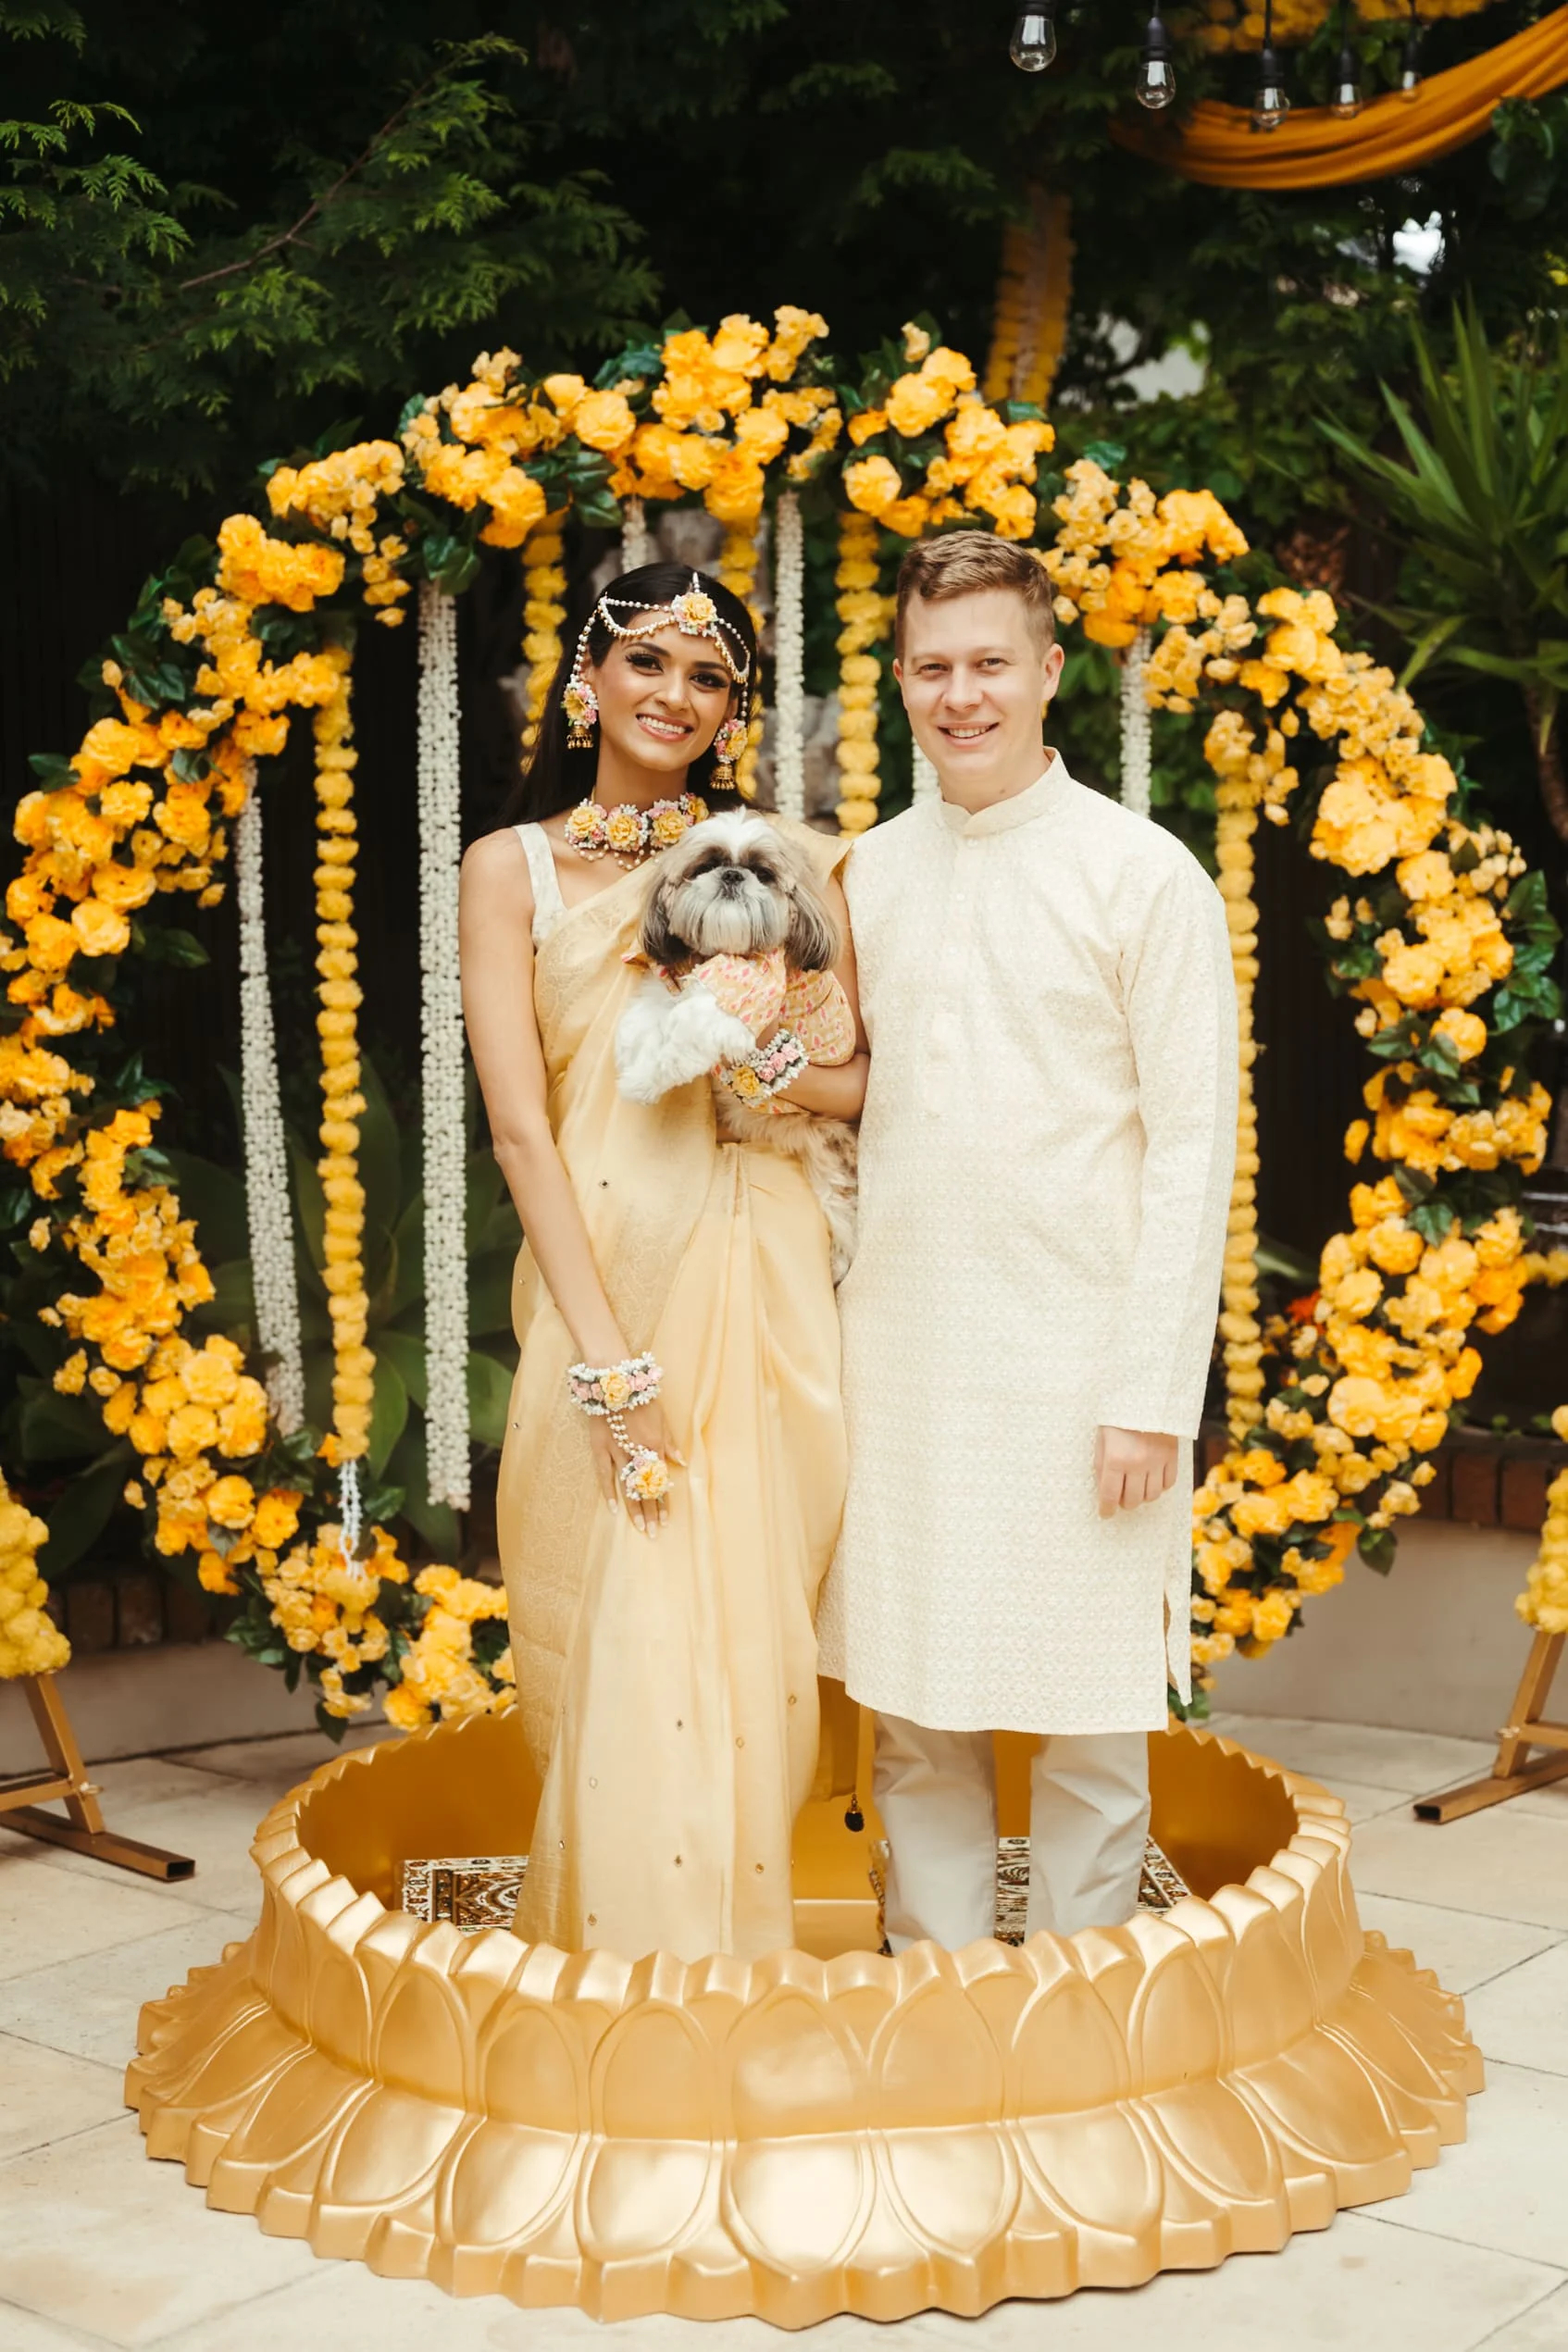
[496,820,848,1963]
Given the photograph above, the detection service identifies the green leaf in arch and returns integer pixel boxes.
[367,1358,409,1479]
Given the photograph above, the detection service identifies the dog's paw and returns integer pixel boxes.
[616,979,755,1102]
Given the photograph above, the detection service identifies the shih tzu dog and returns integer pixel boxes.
[615,811,859,1279]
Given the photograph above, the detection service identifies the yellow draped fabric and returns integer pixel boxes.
[1113,6,1568,187]
[496,827,849,1964]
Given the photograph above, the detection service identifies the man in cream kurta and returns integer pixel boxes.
[816,534,1236,1950]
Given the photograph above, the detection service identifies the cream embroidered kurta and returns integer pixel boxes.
[816,761,1237,1735]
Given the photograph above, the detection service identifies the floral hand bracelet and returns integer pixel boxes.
[566,1353,672,1506]
[566,1351,663,1417]
[722,1027,809,1108]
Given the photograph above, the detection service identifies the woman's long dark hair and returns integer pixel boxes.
[503,561,756,826]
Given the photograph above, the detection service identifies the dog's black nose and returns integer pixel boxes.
[719,866,744,893]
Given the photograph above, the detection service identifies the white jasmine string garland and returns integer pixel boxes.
[417,582,471,1512]
[234,771,305,1432]
[1120,628,1152,817]
[772,491,806,821]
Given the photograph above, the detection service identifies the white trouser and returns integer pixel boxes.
[873,1711,1151,1949]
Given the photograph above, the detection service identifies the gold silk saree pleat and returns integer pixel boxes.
[495,831,848,1961]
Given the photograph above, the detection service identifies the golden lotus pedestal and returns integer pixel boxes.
[126,1715,1480,2327]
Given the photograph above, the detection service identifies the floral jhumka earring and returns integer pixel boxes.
[559,575,753,865]
[710,716,749,792]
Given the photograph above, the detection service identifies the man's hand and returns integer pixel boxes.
[1095,1426,1178,1518]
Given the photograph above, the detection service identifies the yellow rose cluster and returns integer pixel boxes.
[1518,1408,1568,1636]
[412,317,840,553]
[267,442,412,625]
[0,1473,68,1678]
[833,512,896,837]
[620,309,840,525]
[1184,0,1493,50]
[1043,459,1250,649]
[1044,481,1561,1689]
[0,428,442,1686]
[381,1565,515,1732]
[844,337,1053,541]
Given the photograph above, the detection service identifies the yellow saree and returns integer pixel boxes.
[497,827,848,1961]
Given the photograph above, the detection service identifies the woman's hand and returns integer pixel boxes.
[589,1397,683,1538]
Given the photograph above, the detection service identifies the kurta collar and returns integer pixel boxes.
[937,754,1073,837]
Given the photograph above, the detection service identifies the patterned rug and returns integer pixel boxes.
[399,1836,1191,1939]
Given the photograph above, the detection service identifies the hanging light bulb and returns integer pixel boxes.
[1251,0,1289,133]
[1009,4,1057,71]
[1135,4,1177,110]
[1400,1,1425,98]
[1329,0,1363,117]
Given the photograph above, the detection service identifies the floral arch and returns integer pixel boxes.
[1,307,1562,1726]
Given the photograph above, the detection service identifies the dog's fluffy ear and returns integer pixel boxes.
[639,868,690,969]
[784,865,842,975]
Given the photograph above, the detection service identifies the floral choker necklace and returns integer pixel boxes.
[563,790,706,868]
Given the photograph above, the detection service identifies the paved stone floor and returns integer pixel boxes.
[1,1711,1565,2351]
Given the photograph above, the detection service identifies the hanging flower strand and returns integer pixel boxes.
[520,516,567,759]
[311,651,376,1486]
[772,490,806,822]
[716,520,765,799]
[417,583,470,1512]
[234,774,305,1433]
[834,511,890,835]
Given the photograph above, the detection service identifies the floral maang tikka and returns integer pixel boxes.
[563,573,752,768]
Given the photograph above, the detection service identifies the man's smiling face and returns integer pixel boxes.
[894,585,1064,803]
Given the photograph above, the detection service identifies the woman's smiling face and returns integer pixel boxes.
[587,623,737,778]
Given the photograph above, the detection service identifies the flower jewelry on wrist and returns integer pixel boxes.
[566,1351,663,1415]
[722,1027,808,1107]
[566,1352,672,1503]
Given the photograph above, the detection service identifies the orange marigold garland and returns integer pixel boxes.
[3,321,1563,1731]
[833,512,891,836]
[519,515,567,758]
[310,653,375,1472]
[716,521,765,800]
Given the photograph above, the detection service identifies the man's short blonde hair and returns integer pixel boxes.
[895,531,1056,655]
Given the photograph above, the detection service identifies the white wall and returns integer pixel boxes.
[1212,1518,1539,1742]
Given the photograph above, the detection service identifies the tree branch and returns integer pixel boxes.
[173,70,440,296]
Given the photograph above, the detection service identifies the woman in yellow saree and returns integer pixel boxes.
[460,564,866,1963]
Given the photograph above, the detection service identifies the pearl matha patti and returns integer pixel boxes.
[564,569,753,758]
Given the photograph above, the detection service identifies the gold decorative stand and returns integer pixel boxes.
[1414,1632,1568,1823]
[0,1671,193,1881]
[128,1712,1481,2324]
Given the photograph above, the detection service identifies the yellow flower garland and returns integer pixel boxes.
[0,1471,68,1677]
[1213,767,1264,1439]
[311,655,374,1464]
[716,521,765,799]
[519,515,567,757]
[833,511,890,836]
[983,191,1074,412]
[1187,0,1496,50]
[4,322,1562,1732]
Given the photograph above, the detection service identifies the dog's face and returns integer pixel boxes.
[641,812,841,971]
